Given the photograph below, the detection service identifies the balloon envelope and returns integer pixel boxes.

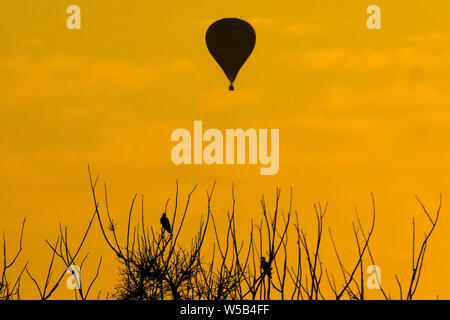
[206,18,256,90]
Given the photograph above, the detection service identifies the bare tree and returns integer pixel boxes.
[3,168,443,300]
[26,211,96,300]
[398,194,442,300]
[89,166,215,300]
[0,218,26,300]
[46,220,102,300]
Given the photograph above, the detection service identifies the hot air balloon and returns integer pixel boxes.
[205,18,256,91]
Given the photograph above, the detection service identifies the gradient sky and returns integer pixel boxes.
[1,0,450,299]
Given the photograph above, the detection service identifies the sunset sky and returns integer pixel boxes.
[1,0,450,299]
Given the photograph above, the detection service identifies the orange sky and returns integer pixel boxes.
[1,0,450,299]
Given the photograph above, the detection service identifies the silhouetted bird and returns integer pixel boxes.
[260,257,271,279]
[160,213,172,234]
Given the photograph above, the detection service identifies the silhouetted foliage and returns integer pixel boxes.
[0,167,443,300]
[88,167,443,300]
[0,219,26,300]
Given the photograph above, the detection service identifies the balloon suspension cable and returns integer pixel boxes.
[229,83,234,91]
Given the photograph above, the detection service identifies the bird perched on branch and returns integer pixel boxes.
[260,257,271,279]
[160,212,172,234]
